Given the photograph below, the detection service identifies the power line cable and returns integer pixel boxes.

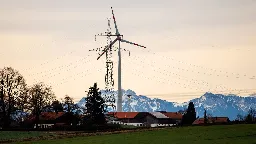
[144,49,256,80]
[125,57,255,96]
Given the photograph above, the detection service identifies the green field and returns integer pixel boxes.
[0,131,52,141]
[1,124,256,144]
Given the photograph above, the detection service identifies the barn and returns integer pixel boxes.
[107,112,178,127]
[161,112,183,124]
[25,112,80,129]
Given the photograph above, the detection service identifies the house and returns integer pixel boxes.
[210,117,230,124]
[107,112,177,127]
[161,112,183,124]
[107,112,142,126]
[192,118,204,125]
[137,112,176,127]
[193,117,230,125]
[25,112,80,129]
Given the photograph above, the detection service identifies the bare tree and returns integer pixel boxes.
[207,113,215,123]
[62,95,77,113]
[207,113,213,118]
[16,86,30,111]
[28,82,55,129]
[0,67,27,128]
[236,114,244,121]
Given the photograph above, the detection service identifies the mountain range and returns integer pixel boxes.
[77,89,256,120]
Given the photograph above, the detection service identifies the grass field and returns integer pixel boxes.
[0,131,51,141]
[2,124,256,144]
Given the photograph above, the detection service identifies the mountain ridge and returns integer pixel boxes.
[77,89,256,120]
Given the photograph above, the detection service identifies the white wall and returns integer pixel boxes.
[150,124,176,127]
[34,124,54,129]
[108,120,176,127]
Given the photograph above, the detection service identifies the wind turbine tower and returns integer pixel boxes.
[97,7,146,112]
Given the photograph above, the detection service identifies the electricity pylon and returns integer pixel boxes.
[96,7,146,112]
[90,18,116,111]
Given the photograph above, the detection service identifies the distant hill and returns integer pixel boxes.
[77,89,256,120]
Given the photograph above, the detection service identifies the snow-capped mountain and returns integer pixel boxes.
[77,89,256,120]
[249,93,256,97]
[190,92,256,120]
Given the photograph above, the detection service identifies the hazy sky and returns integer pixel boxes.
[1,0,256,103]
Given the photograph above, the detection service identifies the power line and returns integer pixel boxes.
[143,89,256,96]
[124,58,256,96]
[130,53,255,94]
[31,57,96,85]
[49,60,118,87]
[131,55,231,91]
[145,49,256,81]
[126,58,224,92]
[28,54,92,77]
[23,49,81,72]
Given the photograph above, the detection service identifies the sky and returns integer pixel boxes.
[0,0,256,103]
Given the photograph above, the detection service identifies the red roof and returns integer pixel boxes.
[193,117,229,125]
[163,112,182,120]
[26,112,65,122]
[40,112,65,120]
[212,117,229,123]
[192,118,205,125]
[108,112,139,119]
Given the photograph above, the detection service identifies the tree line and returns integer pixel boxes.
[0,67,83,129]
[236,108,256,124]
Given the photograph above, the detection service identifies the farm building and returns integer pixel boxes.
[24,112,80,129]
[107,112,143,126]
[160,111,183,124]
[138,112,176,127]
[107,112,178,127]
[192,117,230,125]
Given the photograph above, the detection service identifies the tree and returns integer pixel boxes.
[0,80,4,127]
[28,82,55,129]
[15,86,30,113]
[248,108,256,119]
[204,109,207,124]
[51,100,63,113]
[207,113,213,118]
[245,108,256,123]
[181,102,196,125]
[62,95,76,113]
[0,67,27,128]
[207,113,214,123]
[236,114,244,121]
[245,114,253,123]
[84,83,106,126]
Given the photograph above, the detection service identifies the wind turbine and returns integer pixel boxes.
[97,7,146,112]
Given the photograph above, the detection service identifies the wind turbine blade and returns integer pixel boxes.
[121,39,146,48]
[111,7,120,35]
[97,37,119,60]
